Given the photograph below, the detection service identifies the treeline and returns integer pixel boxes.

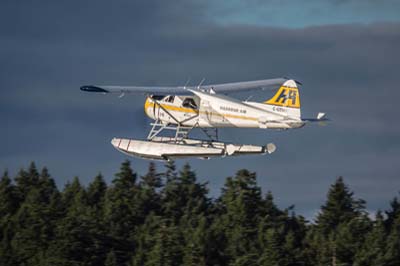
[0,161,399,266]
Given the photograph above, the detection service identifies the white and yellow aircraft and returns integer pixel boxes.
[81,78,326,160]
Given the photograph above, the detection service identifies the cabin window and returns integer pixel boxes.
[182,98,198,109]
[164,95,175,103]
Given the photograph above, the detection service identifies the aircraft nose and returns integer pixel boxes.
[144,98,155,119]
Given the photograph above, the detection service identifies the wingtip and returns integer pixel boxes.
[80,85,109,93]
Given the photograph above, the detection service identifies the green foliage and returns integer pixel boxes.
[105,249,117,266]
[316,176,366,234]
[0,163,398,266]
[308,177,372,266]
[354,211,387,266]
[215,169,263,264]
[147,221,184,266]
[0,171,19,218]
[384,199,400,266]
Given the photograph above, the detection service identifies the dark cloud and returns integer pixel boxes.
[1,0,399,219]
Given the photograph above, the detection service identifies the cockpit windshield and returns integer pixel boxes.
[150,95,165,101]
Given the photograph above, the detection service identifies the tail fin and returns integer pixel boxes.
[264,79,301,118]
[265,80,300,108]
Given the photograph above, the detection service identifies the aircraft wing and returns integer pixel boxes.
[202,78,288,93]
[80,77,289,95]
[80,85,191,95]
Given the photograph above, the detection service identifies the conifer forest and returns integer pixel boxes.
[0,161,399,266]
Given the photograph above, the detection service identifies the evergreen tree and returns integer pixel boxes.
[46,179,90,265]
[258,227,284,266]
[105,249,118,266]
[137,162,162,219]
[179,164,210,265]
[316,177,365,233]
[334,214,371,265]
[309,177,369,266]
[146,220,184,266]
[0,162,397,266]
[182,214,208,266]
[162,163,211,264]
[113,160,137,192]
[384,202,400,266]
[282,214,309,266]
[47,174,109,266]
[258,197,308,266]
[178,163,210,220]
[162,163,193,223]
[86,174,108,265]
[38,167,58,203]
[263,191,283,222]
[164,160,177,182]
[14,162,40,202]
[214,169,263,265]
[105,160,138,235]
[0,171,19,266]
[305,226,331,266]
[62,176,85,208]
[104,160,139,265]
[141,162,162,189]
[10,166,61,265]
[130,213,158,266]
[130,163,164,265]
[134,215,184,266]
[354,211,387,266]
[0,171,19,219]
[87,173,107,207]
[385,196,400,231]
[161,160,183,224]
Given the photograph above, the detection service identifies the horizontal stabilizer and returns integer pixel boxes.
[302,112,329,122]
[317,112,326,120]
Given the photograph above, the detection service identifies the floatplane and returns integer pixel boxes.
[81,77,326,160]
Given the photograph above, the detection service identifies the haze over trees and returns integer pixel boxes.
[0,161,399,266]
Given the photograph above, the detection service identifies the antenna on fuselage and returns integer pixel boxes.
[244,95,253,102]
[197,78,206,91]
[183,77,191,90]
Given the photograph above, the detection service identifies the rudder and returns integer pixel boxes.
[264,79,301,119]
[265,80,300,109]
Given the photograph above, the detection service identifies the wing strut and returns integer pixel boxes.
[147,120,193,141]
[147,98,197,141]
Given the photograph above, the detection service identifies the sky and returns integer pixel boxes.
[1,0,399,220]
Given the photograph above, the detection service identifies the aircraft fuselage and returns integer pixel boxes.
[144,90,305,130]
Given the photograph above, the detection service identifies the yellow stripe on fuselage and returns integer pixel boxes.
[144,100,258,122]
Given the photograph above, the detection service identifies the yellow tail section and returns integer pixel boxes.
[264,80,300,109]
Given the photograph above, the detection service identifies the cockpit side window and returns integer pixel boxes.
[165,95,175,103]
[182,98,198,109]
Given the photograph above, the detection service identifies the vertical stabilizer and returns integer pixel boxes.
[264,79,301,118]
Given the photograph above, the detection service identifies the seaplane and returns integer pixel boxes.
[80,77,327,160]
